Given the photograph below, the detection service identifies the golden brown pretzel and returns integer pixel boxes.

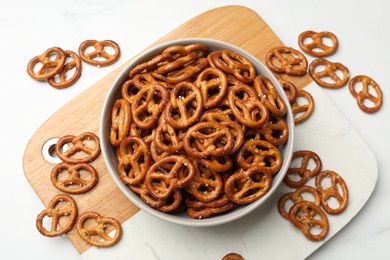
[283,150,322,188]
[110,98,131,147]
[186,198,237,219]
[121,79,141,104]
[78,39,120,66]
[273,73,298,103]
[185,159,223,202]
[157,188,183,213]
[166,57,208,84]
[185,193,231,209]
[36,194,78,237]
[155,53,198,75]
[195,67,228,109]
[298,30,339,57]
[236,139,282,174]
[145,155,196,200]
[348,75,383,113]
[131,182,183,213]
[164,81,203,129]
[291,89,315,124]
[154,121,184,153]
[27,47,66,81]
[245,115,289,146]
[162,43,209,59]
[207,50,256,84]
[117,136,151,185]
[199,156,233,173]
[131,83,169,129]
[76,211,122,247]
[228,83,269,128]
[207,105,238,123]
[128,123,155,144]
[55,132,101,164]
[149,138,171,162]
[254,76,287,117]
[183,121,234,159]
[132,72,171,89]
[47,50,82,89]
[200,111,244,155]
[315,170,348,214]
[222,252,244,260]
[129,53,172,79]
[309,58,350,88]
[129,182,166,208]
[289,201,329,241]
[265,46,308,76]
[262,116,289,146]
[51,162,98,194]
[277,185,321,219]
[224,167,272,204]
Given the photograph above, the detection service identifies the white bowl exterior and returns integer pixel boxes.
[100,38,294,227]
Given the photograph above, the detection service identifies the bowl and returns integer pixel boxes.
[100,38,294,227]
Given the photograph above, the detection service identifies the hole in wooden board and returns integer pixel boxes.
[42,137,68,164]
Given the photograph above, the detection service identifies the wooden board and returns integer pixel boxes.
[23,5,312,254]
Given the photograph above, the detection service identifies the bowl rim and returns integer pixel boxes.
[100,37,294,227]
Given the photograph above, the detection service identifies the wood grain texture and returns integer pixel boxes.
[23,5,312,254]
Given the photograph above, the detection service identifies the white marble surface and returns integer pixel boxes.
[1,0,389,259]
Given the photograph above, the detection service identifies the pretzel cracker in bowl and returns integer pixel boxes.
[100,38,295,227]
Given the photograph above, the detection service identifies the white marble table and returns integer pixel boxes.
[1,0,389,259]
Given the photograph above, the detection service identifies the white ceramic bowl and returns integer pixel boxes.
[100,38,294,227]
